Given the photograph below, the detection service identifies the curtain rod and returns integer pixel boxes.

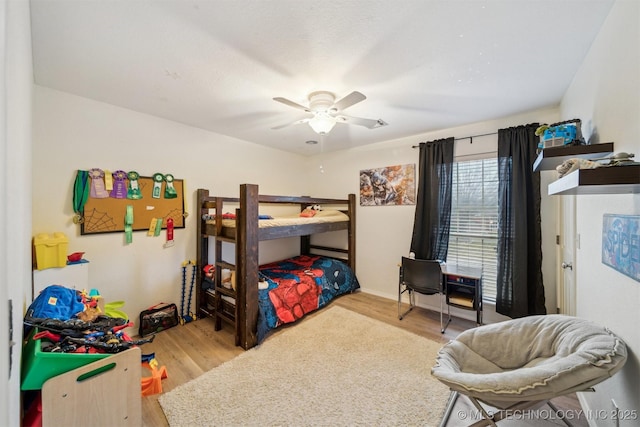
[412,131,498,148]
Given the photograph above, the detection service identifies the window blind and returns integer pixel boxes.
[447,157,498,302]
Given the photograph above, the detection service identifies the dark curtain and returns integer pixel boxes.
[410,137,454,260]
[496,124,546,317]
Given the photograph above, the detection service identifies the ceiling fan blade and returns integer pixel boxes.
[336,114,388,129]
[273,97,311,112]
[332,91,366,112]
[271,117,310,130]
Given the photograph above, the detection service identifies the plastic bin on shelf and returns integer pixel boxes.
[33,232,68,270]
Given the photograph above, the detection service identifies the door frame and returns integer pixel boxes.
[557,195,577,315]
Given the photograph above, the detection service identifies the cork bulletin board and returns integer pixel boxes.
[80,176,185,235]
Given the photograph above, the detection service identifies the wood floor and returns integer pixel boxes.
[140,291,587,427]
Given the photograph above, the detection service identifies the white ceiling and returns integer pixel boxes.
[30,0,615,156]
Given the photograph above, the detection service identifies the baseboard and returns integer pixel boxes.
[358,287,395,300]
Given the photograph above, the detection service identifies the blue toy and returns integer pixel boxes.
[538,124,578,150]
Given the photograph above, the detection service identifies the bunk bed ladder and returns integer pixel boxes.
[196,189,214,319]
[212,199,240,345]
[195,189,241,344]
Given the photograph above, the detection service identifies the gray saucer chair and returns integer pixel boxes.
[431,314,627,427]
[398,256,451,333]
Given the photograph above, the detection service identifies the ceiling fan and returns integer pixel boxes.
[272,91,388,135]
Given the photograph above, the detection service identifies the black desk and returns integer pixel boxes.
[441,264,483,326]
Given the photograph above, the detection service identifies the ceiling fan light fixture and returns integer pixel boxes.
[309,115,336,135]
[308,91,335,113]
[273,90,385,134]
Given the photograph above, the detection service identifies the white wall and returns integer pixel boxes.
[560,0,639,423]
[32,86,309,338]
[307,107,561,324]
[2,0,33,425]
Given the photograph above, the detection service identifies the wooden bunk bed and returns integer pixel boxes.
[196,184,357,350]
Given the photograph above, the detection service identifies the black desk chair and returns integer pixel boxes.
[398,256,451,333]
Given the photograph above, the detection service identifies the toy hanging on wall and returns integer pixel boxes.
[180,260,197,324]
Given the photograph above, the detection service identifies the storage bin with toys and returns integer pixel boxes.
[21,285,154,390]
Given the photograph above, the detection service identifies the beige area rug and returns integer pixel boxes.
[158,306,450,426]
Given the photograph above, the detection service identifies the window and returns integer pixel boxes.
[447,157,498,302]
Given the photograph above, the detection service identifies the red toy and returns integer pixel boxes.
[203,264,215,279]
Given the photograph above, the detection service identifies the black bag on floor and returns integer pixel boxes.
[138,303,179,336]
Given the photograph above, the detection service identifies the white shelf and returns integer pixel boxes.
[548,165,640,195]
[533,143,614,172]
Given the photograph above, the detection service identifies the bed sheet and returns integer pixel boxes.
[256,255,359,342]
[208,209,349,228]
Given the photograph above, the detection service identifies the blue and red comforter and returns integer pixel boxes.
[257,255,359,341]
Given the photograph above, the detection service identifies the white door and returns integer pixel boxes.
[558,195,577,315]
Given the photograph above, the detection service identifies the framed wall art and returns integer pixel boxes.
[602,214,639,282]
[359,164,415,206]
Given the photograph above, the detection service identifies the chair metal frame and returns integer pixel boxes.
[438,389,593,427]
[398,256,451,333]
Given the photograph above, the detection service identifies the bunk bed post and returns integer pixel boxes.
[300,235,310,256]
[300,201,310,255]
[348,193,356,274]
[196,188,209,319]
[236,184,259,350]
